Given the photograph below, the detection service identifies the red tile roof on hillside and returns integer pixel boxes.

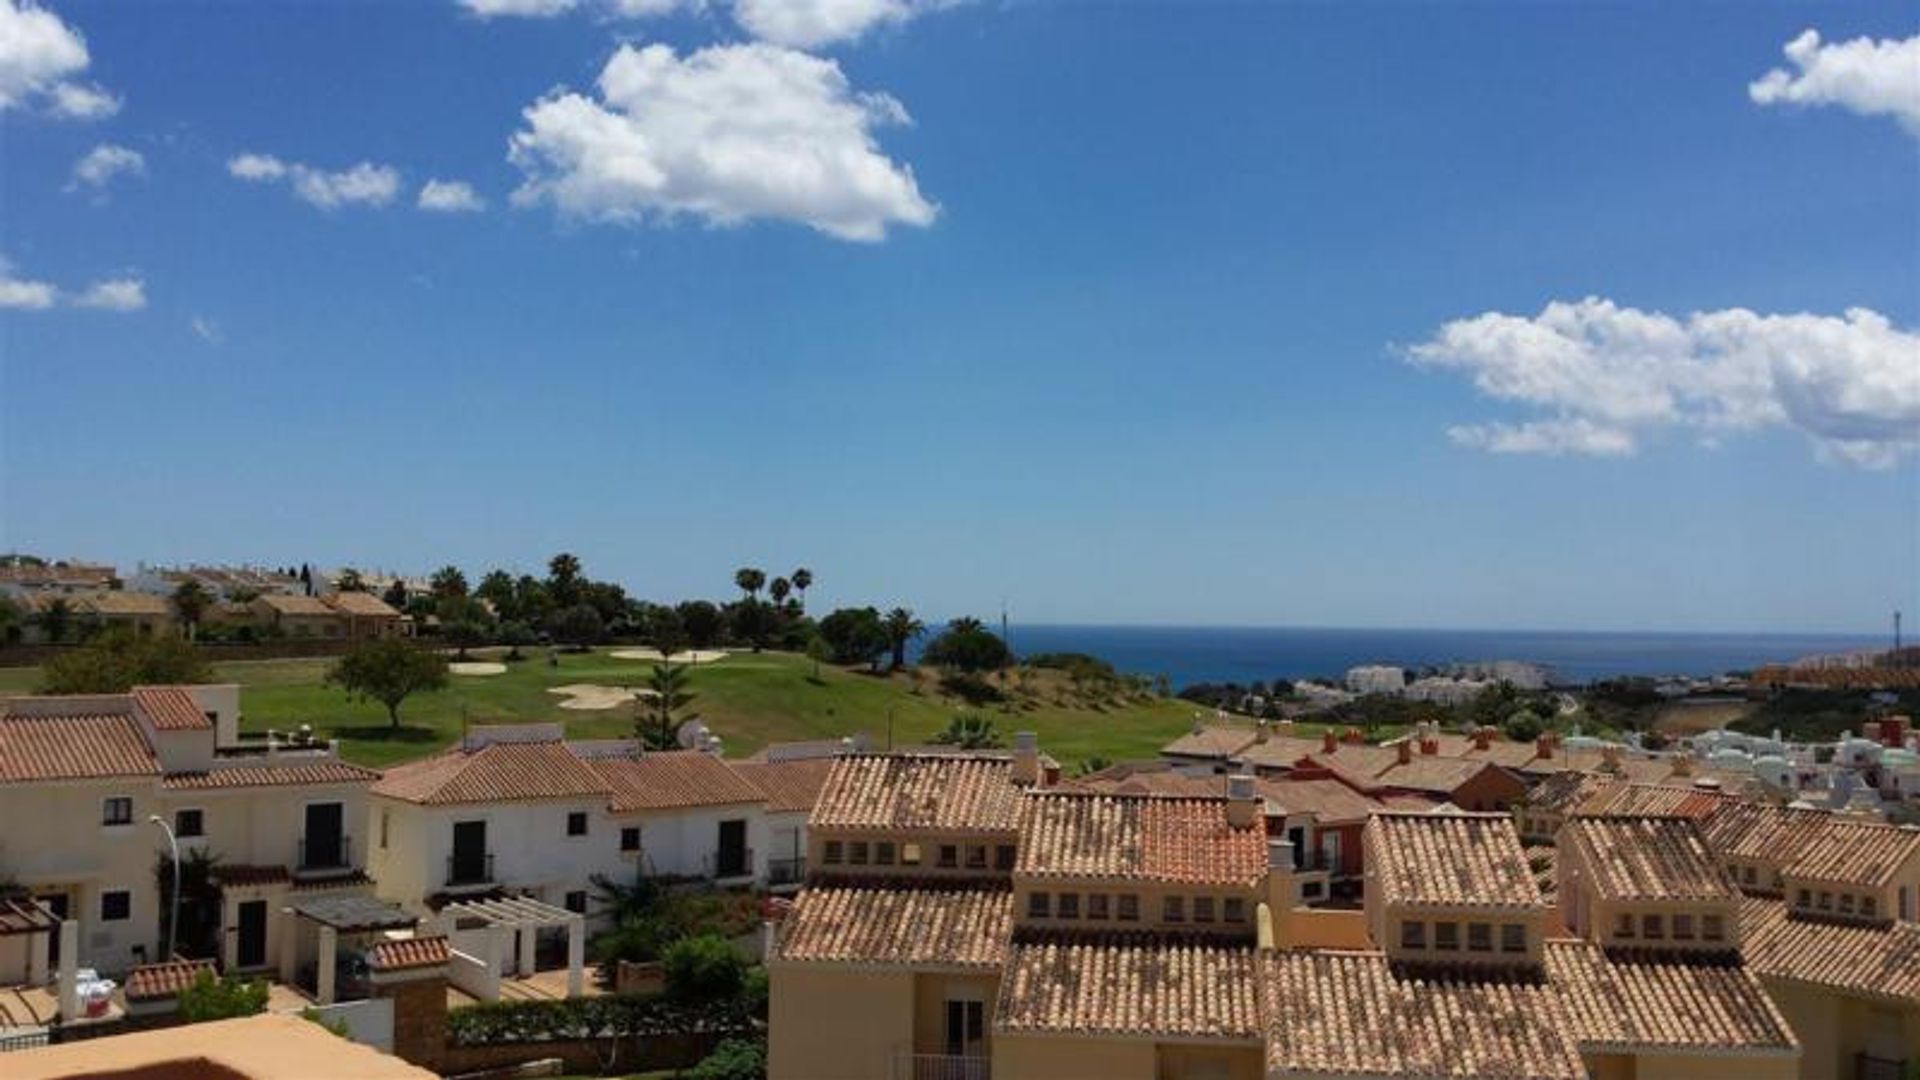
[371,740,607,805]
[811,754,1023,834]
[323,591,402,617]
[1545,941,1797,1053]
[1234,733,1334,771]
[1257,776,1394,824]
[164,760,379,790]
[124,959,216,1001]
[776,883,1011,969]
[1366,812,1547,910]
[1700,802,1831,863]
[0,708,157,781]
[1559,816,1740,903]
[256,593,337,616]
[1018,791,1268,887]
[997,936,1261,1041]
[1783,819,1920,887]
[132,686,212,731]
[1161,724,1259,760]
[729,757,835,814]
[368,936,450,972]
[81,591,171,616]
[1261,951,1584,1080]
[1526,771,1620,815]
[1575,782,1732,819]
[587,750,767,812]
[1740,896,1920,1003]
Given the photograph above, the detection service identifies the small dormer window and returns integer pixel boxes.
[937,845,959,869]
[1223,898,1246,924]
[1163,896,1185,923]
[964,845,987,870]
[1702,914,1725,941]
[1435,922,1459,951]
[994,845,1016,870]
[1862,896,1877,918]
[1088,893,1110,920]
[1742,866,1756,885]
[1500,923,1526,953]
[1614,913,1634,939]
[1057,893,1080,920]
[1817,891,1832,911]
[1400,921,1426,948]
[1673,914,1694,940]
[1117,895,1139,922]
[875,842,896,866]
[1028,892,1050,919]
[1642,914,1664,940]
[1838,894,1854,915]
[823,841,844,864]
[1796,889,1810,908]
[849,842,869,865]
[1467,923,1492,952]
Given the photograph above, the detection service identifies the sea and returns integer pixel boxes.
[986,625,1891,690]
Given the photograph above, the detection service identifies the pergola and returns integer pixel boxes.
[0,895,79,1023]
[436,895,585,999]
[282,896,419,1005]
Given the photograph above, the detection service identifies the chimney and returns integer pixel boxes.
[1321,730,1338,754]
[1473,727,1493,751]
[1190,713,1205,735]
[1536,732,1556,758]
[1226,773,1259,829]
[1254,719,1270,744]
[1396,740,1412,765]
[1420,736,1439,756]
[1012,731,1040,786]
[1600,744,1622,772]
[1342,727,1364,745]
[1671,753,1693,776]
[1262,839,1295,948]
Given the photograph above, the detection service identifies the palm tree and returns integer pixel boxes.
[883,608,925,671]
[639,661,698,750]
[932,713,1002,750]
[734,568,765,600]
[171,580,213,641]
[790,568,813,610]
[335,568,367,592]
[36,597,73,644]
[769,577,791,607]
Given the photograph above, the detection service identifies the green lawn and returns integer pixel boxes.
[0,648,1220,769]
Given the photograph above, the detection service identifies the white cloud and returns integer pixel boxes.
[418,178,486,212]
[0,257,55,309]
[458,0,580,15]
[228,152,401,209]
[509,41,935,241]
[1750,29,1920,134]
[70,142,145,190]
[190,315,222,343]
[731,0,963,48]
[1408,298,1920,467]
[72,276,145,311]
[0,0,118,118]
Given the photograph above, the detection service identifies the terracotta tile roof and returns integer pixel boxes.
[587,751,767,812]
[80,591,171,616]
[1017,791,1268,887]
[1740,897,1920,1003]
[1161,724,1258,760]
[1366,812,1547,910]
[1545,942,1796,1053]
[164,760,378,790]
[290,869,375,892]
[1700,802,1830,864]
[372,740,608,805]
[1527,771,1619,815]
[1559,816,1740,902]
[124,959,216,1001]
[211,865,292,888]
[1366,756,1511,795]
[257,593,337,616]
[132,686,212,731]
[1260,950,1584,1080]
[323,591,401,617]
[1235,733,1334,771]
[811,754,1022,834]
[775,883,1011,969]
[1067,765,1232,799]
[1576,782,1732,819]
[0,708,158,781]
[1782,819,1920,887]
[996,935,1260,1041]
[730,757,835,814]
[368,936,450,971]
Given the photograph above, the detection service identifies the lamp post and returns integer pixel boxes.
[149,815,180,962]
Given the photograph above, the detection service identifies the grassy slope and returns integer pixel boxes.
[0,649,1212,769]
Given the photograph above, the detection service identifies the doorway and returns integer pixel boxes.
[237,900,268,969]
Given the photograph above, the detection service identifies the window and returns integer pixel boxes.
[566,812,588,837]
[1057,893,1080,920]
[1501,923,1526,953]
[1702,915,1725,942]
[1088,894,1110,920]
[1467,922,1492,952]
[1401,921,1426,949]
[1742,866,1757,885]
[938,845,959,869]
[1642,914,1664,940]
[1862,896,1877,918]
[1673,914,1694,940]
[824,841,844,865]
[1117,894,1139,922]
[995,845,1016,871]
[564,890,588,914]
[100,890,130,922]
[902,843,922,866]
[1193,896,1215,923]
[1301,881,1323,900]
[1028,892,1051,919]
[1434,922,1459,951]
[1838,894,1855,915]
[964,845,987,870]
[876,842,896,866]
[380,811,390,850]
[174,809,204,838]
[1163,896,1185,923]
[102,797,132,827]
[1795,889,1810,908]
[1615,913,1634,939]
[849,842,870,866]
[621,827,642,853]
[1223,898,1246,924]
[1817,891,1832,911]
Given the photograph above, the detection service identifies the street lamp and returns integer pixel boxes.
[149,815,180,962]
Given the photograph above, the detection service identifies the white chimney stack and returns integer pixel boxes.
[1226,772,1258,828]
[1012,731,1040,786]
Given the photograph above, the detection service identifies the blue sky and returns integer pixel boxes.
[2,0,1916,632]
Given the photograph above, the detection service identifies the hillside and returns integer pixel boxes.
[0,648,1214,769]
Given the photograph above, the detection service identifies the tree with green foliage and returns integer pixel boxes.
[1074,756,1113,777]
[768,577,789,607]
[806,635,830,681]
[335,568,366,592]
[677,600,726,648]
[733,567,766,600]
[475,570,517,617]
[0,594,21,645]
[498,620,536,661]
[816,607,888,667]
[42,628,213,693]
[789,567,812,610]
[549,603,604,649]
[690,1037,767,1080]
[325,639,449,728]
[438,595,493,659]
[646,605,687,660]
[547,552,583,608]
[882,607,925,671]
[428,565,468,600]
[34,596,73,644]
[932,712,1002,749]
[177,970,268,1023]
[155,847,224,959]
[922,617,1012,674]
[729,598,774,653]
[171,580,214,641]
[638,659,698,750]
[663,934,747,1003]
[380,579,408,611]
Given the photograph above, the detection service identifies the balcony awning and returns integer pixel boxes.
[439,895,577,929]
[289,895,417,933]
[0,895,59,936]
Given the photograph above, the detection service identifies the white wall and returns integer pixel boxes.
[0,780,162,975]
[303,996,394,1052]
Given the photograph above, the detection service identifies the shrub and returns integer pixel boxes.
[444,993,750,1046]
[663,934,747,1003]
[689,1037,767,1080]
[178,971,268,1023]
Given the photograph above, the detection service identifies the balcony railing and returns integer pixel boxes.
[768,855,806,886]
[446,853,495,887]
[297,835,351,873]
[703,848,755,880]
[894,1053,988,1080]
[1293,850,1334,874]
[1856,1053,1906,1080]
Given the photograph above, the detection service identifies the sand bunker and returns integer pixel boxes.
[449,662,508,676]
[547,683,657,711]
[608,649,728,664]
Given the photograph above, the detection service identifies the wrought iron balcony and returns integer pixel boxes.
[296,835,351,873]
[445,852,495,887]
[768,855,807,886]
[703,848,755,880]
[893,1053,989,1080]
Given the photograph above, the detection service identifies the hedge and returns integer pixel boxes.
[446,993,753,1047]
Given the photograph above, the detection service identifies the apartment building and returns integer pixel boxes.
[0,685,378,980]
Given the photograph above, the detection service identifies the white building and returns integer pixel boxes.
[1344,665,1406,696]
